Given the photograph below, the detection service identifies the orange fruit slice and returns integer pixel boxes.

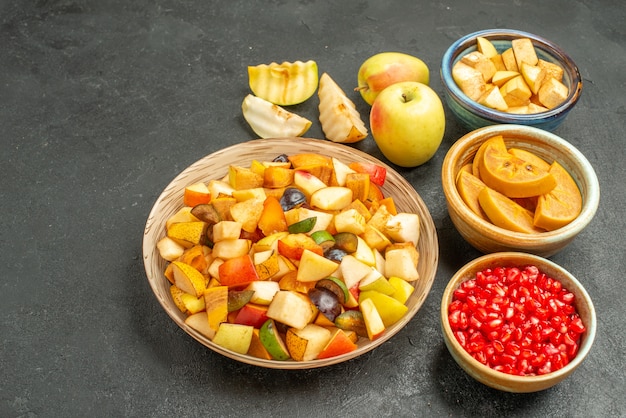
[472,135,506,179]
[456,170,490,221]
[478,187,545,234]
[479,135,556,198]
[533,161,582,231]
[508,147,552,171]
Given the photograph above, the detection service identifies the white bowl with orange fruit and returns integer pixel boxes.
[441,124,599,257]
[143,137,439,369]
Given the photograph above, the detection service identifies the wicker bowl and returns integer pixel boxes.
[143,137,439,369]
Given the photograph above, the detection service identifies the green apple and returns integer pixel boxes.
[370,81,445,167]
[357,52,430,105]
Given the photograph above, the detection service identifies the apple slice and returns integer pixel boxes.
[360,298,385,340]
[248,60,319,106]
[354,236,376,266]
[317,328,358,359]
[359,290,408,327]
[293,170,327,198]
[310,186,353,211]
[212,323,254,355]
[339,255,372,289]
[246,280,280,305]
[266,290,316,329]
[296,249,340,282]
[234,303,269,329]
[388,276,415,304]
[358,269,396,295]
[185,312,216,340]
[331,157,356,186]
[318,72,368,144]
[242,94,312,139]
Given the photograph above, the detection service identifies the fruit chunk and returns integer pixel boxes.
[479,136,556,198]
[456,170,490,221]
[266,290,316,329]
[310,186,353,211]
[242,94,312,139]
[171,261,206,298]
[185,312,216,340]
[317,328,358,359]
[318,72,368,143]
[297,249,340,282]
[259,319,290,360]
[478,187,544,234]
[248,60,319,106]
[533,161,583,231]
[218,254,260,286]
[183,182,211,207]
[212,323,254,354]
[359,290,409,327]
[167,221,208,248]
[286,324,332,361]
[360,298,385,340]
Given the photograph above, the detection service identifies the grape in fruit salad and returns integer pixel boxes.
[448,265,586,375]
[156,152,423,361]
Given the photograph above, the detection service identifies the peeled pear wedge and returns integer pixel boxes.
[242,94,312,139]
[318,72,368,144]
[248,60,319,106]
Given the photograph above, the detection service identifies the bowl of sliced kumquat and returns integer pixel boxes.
[441,252,596,392]
[441,124,599,257]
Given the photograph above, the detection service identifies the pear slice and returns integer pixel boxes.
[242,94,312,139]
[318,72,368,143]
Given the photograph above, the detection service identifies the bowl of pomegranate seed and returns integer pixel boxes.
[441,252,596,392]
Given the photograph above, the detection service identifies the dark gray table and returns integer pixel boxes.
[2,1,625,416]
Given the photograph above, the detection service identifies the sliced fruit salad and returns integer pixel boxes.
[157,152,422,361]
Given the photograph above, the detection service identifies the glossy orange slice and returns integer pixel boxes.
[534,161,583,231]
[478,187,545,233]
[508,147,551,171]
[479,136,556,198]
[472,135,506,179]
[456,170,490,221]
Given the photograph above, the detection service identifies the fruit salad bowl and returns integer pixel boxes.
[143,137,439,369]
[441,252,596,392]
[440,29,582,132]
[441,124,599,257]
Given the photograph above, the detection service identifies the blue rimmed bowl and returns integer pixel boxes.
[440,29,582,132]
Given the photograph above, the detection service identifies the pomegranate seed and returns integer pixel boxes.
[448,264,585,376]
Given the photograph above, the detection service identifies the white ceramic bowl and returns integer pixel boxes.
[143,137,439,369]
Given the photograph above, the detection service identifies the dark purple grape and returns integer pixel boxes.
[308,288,341,322]
[324,247,347,263]
[273,154,290,164]
[279,187,307,211]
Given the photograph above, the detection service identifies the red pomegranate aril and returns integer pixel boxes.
[570,316,585,334]
[448,264,585,376]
